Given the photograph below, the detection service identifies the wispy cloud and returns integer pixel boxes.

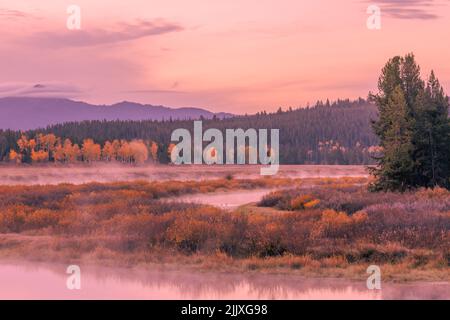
[125,89,187,95]
[0,8,42,22]
[367,0,443,20]
[25,19,183,48]
[0,8,27,19]
[0,82,83,98]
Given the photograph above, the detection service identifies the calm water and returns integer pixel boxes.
[174,189,275,209]
[0,263,448,300]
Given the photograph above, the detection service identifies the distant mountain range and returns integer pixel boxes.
[0,97,234,130]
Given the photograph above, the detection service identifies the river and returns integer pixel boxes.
[0,262,448,300]
[173,189,275,209]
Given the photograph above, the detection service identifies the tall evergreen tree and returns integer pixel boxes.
[371,56,404,142]
[370,54,450,191]
[370,85,415,191]
[413,71,450,187]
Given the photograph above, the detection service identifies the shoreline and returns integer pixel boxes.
[1,256,448,284]
[0,238,447,284]
[0,257,448,300]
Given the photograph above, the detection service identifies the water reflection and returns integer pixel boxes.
[0,262,448,300]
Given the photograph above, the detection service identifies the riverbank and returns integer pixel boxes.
[0,258,448,299]
[0,240,447,283]
[0,177,447,283]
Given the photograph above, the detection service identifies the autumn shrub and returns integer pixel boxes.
[290,195,321,210]
[0,205,29,232]
[166,207,228,253]
[311,209,368,239]
[290,195,313,210]
[0,179,449,268]
[25,209,60,230]
[258,191,285,207]
[303,199,320,209]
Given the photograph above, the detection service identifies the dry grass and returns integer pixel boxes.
[0,177,448,282]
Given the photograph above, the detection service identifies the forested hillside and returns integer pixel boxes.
[0,97,233,130]
[0,98,380,164]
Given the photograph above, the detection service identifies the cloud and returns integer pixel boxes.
[125,89,187,94]
[0,8,27,19]
[367,0,443,20]
[0,82,83,98]
[25,19,183,48]
[0,8,41,21]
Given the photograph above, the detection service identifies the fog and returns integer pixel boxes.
[0,164,369,185]
[0,261,447,299]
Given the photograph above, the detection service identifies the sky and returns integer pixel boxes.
[0,0,449,114]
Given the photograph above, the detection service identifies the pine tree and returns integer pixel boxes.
[370,54,450,191]
[371,56,403,142]
[370,85,415,191]
[413,71,450,187]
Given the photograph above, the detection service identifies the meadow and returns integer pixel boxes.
[0,176,448,282]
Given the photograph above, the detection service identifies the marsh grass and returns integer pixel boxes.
[0,177,448,281]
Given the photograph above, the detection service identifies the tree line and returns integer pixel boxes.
[0,98,380,165]
[6,133,158,164]
[1,53,448,191]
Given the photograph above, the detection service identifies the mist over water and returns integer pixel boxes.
[2,164,446,300]
[0,164,368,186]
[0,262,448,300]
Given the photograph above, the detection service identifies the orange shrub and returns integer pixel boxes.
[0,206,28,232]
[26,209,60,229]
[0,179,448,266]
[312,209,368,238]
[166,207,226,253]
[290,195,319,210]
[304,199,321,209]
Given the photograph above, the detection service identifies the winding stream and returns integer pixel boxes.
[173,189,275,209]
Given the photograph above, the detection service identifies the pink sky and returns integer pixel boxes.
[0,0,449,114]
